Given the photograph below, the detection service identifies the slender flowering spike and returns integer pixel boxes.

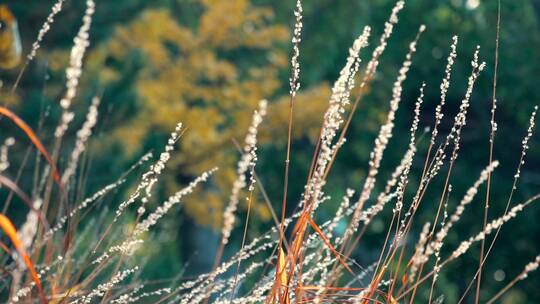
[62,96,101,184]
[447,46,486,162]
[351,83,425,233]
[394,83,425,214]
[362,0,405,85]
[430,184,452,285]
[210,262,265,302]
[357,136,420,226]
[221,100,267,245]
[349,26,425,234]
[17,199,43,251]
[425,161,499,258]
[111,287,172,304]
[302,26,370,208]
[27,0,67,61]
[43,153,152,241]
[70,267,139,304]
[177,238,276,303]
[325,2,407,204]
[11,199,44,293]
[134,167,218,236]
[431,36,458,146]
[412,47,485,218]
[0,137,15,172]
[55,0,95,138]
[518,255,540,280]
[451,195,539,259]
[92,238,145,265]
[173,214,301,302]
[409,222,431,283]
[115,123,182,220]
[514,106,538,181]
[289,0,303,97]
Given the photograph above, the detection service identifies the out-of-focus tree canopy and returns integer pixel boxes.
[78,0,332,228]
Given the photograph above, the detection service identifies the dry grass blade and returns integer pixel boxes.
[277,247,290,304]
[306,216,354,275]
[0,175,49,229]
[0,214,48,304]
[0,241,13,255]
[0,175,33,208]
[0,107,62,187]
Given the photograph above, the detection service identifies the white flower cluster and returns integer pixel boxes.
[409,222,431,283]
[394,82,425,214]
[172,187,304,303]
[55,0,95,138]
[221,100,267,245]
[426,162,499,259]
[519,255,540,280]
[92,239,144,265]
[356,140,418,229]
[10,283,35,303]
[11,256,64,303]
[303,26,370,209]
[353,192,397,233]
[389,50,485,250]
[514,106,538,180]
[490,102,498,140]
[419,47,485,206]
[17,199,43,251]
[449,47,486,162]
[351,25,424,233]
[451,199,535,259]
[431,36,458,146]
[176,236,275,303]
[0,137,15,172]
[289,0,303,97]
[213,262,264,302]
[134,167,218,236]
[363,1,405,83]
[27,0,67,61]
[115,123,182,220]
[111,287,171,304]
[62,96,101,184]
[70,267,138,304]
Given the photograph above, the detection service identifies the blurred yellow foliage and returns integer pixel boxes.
[81,0,331,228]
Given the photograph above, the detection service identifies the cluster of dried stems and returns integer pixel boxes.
[0,0,538,303]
